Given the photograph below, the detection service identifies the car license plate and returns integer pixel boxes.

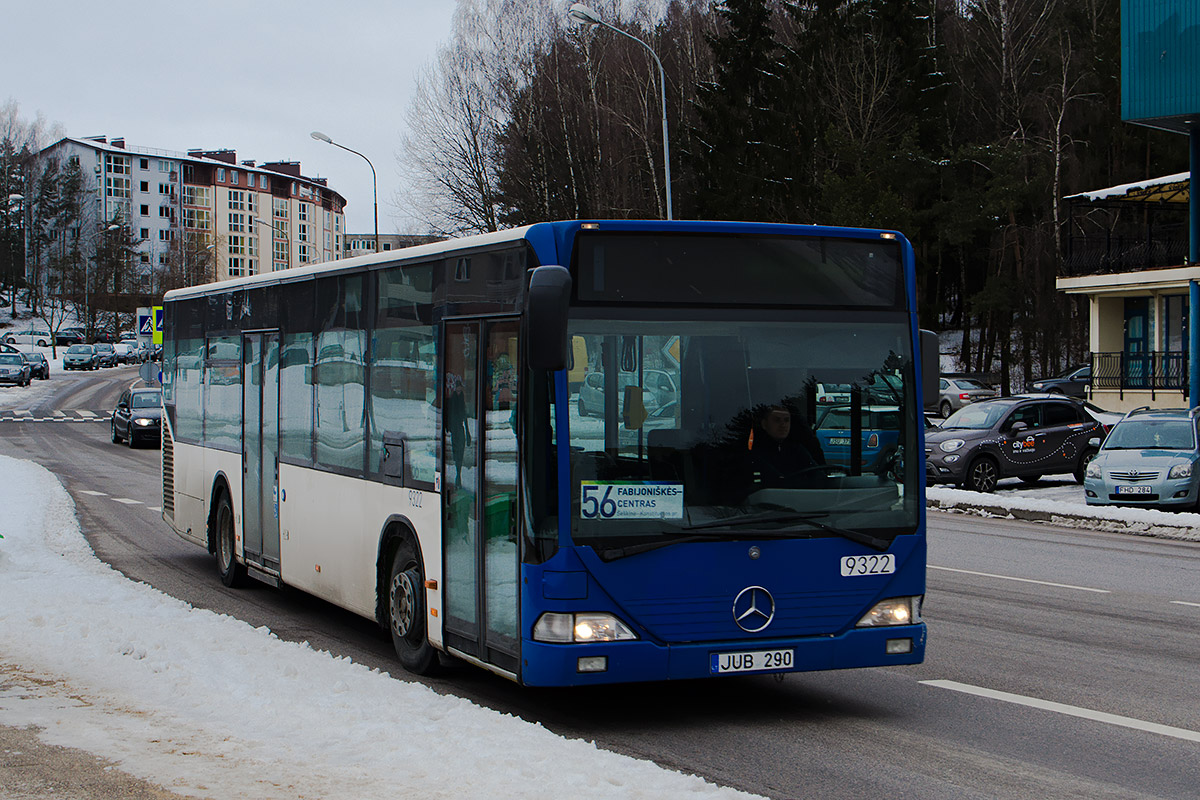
[829,437,851,446]
[1115,485,1152,494]
[711,648,794,674]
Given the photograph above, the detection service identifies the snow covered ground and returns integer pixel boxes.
[0,455,759,800]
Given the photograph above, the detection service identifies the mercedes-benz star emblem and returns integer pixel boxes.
[732,585,775,632]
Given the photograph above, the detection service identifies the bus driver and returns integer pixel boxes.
[748,404,825,487]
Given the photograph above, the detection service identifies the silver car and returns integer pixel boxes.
[931,377,998,418]
[1084,407,1200,510]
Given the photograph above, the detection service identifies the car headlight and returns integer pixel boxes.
[1085,460,1102,479]
[532,612,638,643]
[1169,463,1193,479]
[856,596,922,627]
[939,439,965,452]
[134,417,155,427]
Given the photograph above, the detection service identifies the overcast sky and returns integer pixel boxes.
[7,0,458,235]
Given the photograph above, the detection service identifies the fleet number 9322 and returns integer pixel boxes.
[840,554,896,576]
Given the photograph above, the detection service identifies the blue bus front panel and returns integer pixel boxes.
[519,534,925,687]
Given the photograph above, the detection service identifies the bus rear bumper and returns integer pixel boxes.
[519,623,926,687]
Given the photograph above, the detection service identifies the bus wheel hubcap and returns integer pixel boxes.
[391,570,416,638]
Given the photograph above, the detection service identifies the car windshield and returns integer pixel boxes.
[559,316,920,555]
[131,392,161,409]
[68,345,91,354]
[954,379,989,390]
[1104,418,1196,451]
[0,354,20,365]
[942,402,1009,429]
[96,344,113,352]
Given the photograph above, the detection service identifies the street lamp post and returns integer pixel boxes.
[310,130,378,253]
[568,2,673,220]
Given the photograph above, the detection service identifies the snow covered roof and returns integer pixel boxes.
[1065,172,1190,204]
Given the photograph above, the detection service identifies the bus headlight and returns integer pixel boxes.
[532,612,638,643]
[856,596,922,627]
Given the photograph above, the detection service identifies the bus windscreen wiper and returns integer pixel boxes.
[684,511,891,551]
[597,531,798,560]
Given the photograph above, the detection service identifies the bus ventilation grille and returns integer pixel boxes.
[161,424,175,519]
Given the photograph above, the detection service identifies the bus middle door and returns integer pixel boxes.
[243,331,281,572]
[441,318,520,674]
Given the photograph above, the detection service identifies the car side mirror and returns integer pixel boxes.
[1008,421,1029,436]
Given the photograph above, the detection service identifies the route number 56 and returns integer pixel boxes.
[581,485,618,519]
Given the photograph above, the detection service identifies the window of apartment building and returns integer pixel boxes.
[234,171,242,185]
[140,205,149,217]
[106,154,130,175]
[274,239,288,268]
[159,160,172,173]
[247,193,257,215]
[68,155,80,167]
[159,206,174,220]
[228,190,246,211]
[218,168,226,182]
[159,230,174,242]
[247,173,256,188]
[106,175,131,199]
[183,185,211,207]
[324,210,331,228]
[140,158,149,170]
[273,197,288,219]
[325,232,331,249]
[159,183,171,194]
[159,254,169,266]
[261,176,269,191]
[140,181,149,192]
[140,228,149,239]
[228,256,246,278]
[298,223,309,243]
[140,253,150,264]
[298,203,308,222]
[298,243,311,263]
[229,212,246,233]
[184,208,212,230]
[334,215,341,233]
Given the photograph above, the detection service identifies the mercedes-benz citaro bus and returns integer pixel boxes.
[160,219,936,686]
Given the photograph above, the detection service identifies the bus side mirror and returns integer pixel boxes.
[526,266,572,371]
[920,329,939,407]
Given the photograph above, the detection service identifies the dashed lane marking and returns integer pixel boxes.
[929,565,1110,594]
[112,498,142,505]
[922,679,1200,743]
[1171,600,1200,608]
[78,490,108,497]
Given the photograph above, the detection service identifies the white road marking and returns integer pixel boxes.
[13,410,30,416]
[51,410,65,418]
[148,506,162,513]
[78,490,108,497]
[1170,600,1200,608]
[929,565,1110,593]
[112,498,142,505]
[76,410,96,418]
[922,680,1200,743]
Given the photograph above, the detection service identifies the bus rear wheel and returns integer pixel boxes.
[388,539,440,675]
[214,492,246,588]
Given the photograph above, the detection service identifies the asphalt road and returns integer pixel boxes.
[2,367,1199,799]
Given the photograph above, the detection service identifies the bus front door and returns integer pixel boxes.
[442,319,520,674]
[243,331,281,571]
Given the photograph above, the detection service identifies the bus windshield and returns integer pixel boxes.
[565,316,919,555]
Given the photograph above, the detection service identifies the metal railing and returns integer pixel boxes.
[1063,235,1188,276]
[1091,351,1188,399]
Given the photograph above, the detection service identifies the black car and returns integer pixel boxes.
[925,396,1104,492]
[55,328,85,346]
[1029,365,1090,398]
[111,387,162,448]
[94,342,118,368]
[21,351,49,380]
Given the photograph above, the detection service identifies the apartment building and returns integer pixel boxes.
[33,136,347,290]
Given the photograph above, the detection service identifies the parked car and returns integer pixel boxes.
[111,387,163,448]
[94,342,118,368]
[814,404,901,475]
[55,328,86,346]
[21,351,49,380]
[63,344,100,370]
[930,377,998,418]
[0,352,32,386]
[577,369,677,417]
[1030,365,1091,398]
[925,396,1104,492]
[1084,407,1200,510]
[118,339,147,363]
[3,327,52,347]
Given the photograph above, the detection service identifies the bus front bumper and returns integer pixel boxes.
[519,622,926,687]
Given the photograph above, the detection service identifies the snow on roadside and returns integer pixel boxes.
[0,454,759,800]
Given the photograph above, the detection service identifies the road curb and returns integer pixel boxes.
[927,496,1200,543]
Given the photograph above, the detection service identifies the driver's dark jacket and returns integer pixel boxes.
[750,438,818,487]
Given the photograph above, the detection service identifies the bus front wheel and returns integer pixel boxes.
[215,492,246,588]
[388,540,440,675]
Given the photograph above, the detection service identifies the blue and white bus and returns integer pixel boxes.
[161,219,935,686]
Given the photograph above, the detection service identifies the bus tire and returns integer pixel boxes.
[387,539,439,675]
[214,491,246,588]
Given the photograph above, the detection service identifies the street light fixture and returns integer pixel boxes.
[568,2,673,220]
[310,130,379,254]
